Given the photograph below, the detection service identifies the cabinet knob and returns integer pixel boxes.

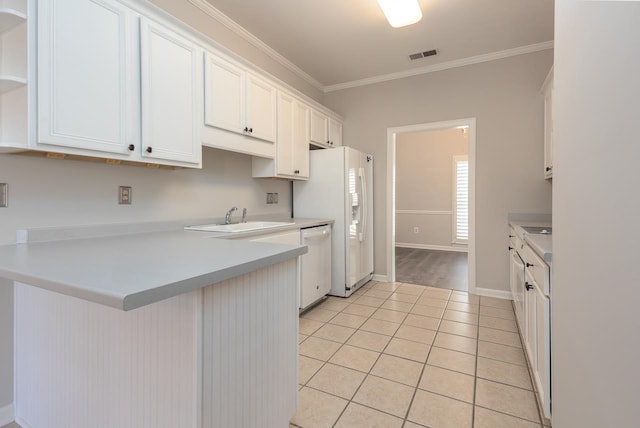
[508,246,513,251]
[525,282,533,291]
[316,285,319,290]
[294,169,300,174]
[326,140,330,145]
[546,166,552,172]
[146,147,153,153]
[509,235,514,238]
[244,127,249,133]
[248,128,253,133]
[128,144,135,151]
[526,262,534,267]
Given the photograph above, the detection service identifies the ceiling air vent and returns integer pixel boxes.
[409,49,438,61]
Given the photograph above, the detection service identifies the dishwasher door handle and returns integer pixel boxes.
[302,229,329,241]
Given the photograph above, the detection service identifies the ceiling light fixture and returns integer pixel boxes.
[377,0,423,28]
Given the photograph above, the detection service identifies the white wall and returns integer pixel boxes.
[324,50,553,290]
[0,148,290,412]
[553,2,640,426]
[396,128,468,249]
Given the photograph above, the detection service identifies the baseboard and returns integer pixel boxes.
[0,403,15,426]
[372,274,388,282]
[396,243,468,253]
[474,287,512,300]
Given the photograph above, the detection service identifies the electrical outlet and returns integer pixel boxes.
[0,183,7,208]
[119,186,132,205]
[266,193,273,204]
[272,192,278,204]
[413,227,419,234]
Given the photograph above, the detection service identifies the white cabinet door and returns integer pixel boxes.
[38,0,138,154]
[535,283,551,418]
[293,101,310,178]
[525,271,537,369]
[310,109,328,146]
[140,19,201,165]
[328,118,342,147]
[203,53,244,135]
[543,73,554,179]
[276,92,295,176]
[245,73,277,143]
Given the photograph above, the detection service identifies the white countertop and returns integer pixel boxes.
[509,220,553,264]
[0,218,331,311]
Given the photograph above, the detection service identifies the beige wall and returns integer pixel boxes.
[324,50,553,291]
[150,0,324,103]
[395,128,468,248]
[553,2,640,426]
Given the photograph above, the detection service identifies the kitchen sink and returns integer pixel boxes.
[184,221,294,233]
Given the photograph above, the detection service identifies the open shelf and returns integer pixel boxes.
[0,8,26,33]
[0,75,26,93]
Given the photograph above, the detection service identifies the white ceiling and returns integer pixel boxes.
[202,0,554,91]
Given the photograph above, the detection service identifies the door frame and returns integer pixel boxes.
[386,118,477,294]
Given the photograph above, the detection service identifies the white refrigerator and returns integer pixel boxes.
[294,146,374,297]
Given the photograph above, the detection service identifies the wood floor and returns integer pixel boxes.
[395,247,468,291]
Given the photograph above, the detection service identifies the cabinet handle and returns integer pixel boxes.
[508,246,513,251]
[525,282,533,291]
[146,147,153,153]
[526,262,534,267]
[128,144,135,151]
[546,166,552,172]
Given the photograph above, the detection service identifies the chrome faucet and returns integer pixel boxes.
[224,206,238,224]
[241,208,247,223]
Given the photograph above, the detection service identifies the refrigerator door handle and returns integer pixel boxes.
[359,167,367,243]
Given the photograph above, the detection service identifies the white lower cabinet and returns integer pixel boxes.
[518,244,551,420]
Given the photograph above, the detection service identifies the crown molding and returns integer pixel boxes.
[188,0,324,91]
[324,40,554,93]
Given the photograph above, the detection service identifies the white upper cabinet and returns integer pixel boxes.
[140,18,202,165]
[203,53,277,156]
[245,73,277,143]
[292,101,310,177]
[542,67,553,179]
[37,0,138,155]
[310,109,328,147]
[203,54,244,134]
[252,91,309,179]
[310,108,342,148]
[36,0,202,167]
[328,117,343,147]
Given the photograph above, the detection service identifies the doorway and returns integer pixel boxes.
[386,118,476,294]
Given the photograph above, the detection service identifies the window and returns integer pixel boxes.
[453,155,469,244]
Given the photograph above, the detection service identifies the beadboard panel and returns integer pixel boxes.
[15,283,201,428]
[202,259,299,428]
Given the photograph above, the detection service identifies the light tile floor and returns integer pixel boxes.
[291,280,548,428]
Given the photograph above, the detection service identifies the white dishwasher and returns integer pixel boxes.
[300,224,332,310]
